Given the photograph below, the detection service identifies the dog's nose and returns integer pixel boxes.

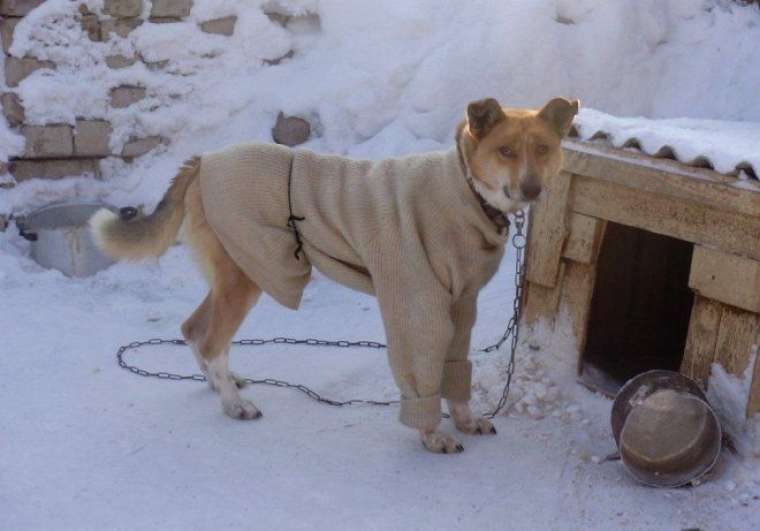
[520,182,542,200]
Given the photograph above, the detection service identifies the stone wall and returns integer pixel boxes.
[0,0,312,198]
[0,0,248,186]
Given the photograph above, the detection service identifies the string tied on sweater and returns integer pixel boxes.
[286,156,306,260]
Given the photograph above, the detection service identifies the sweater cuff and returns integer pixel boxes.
[441,360,472,402]
[399,394,441,431]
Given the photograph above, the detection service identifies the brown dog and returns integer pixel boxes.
[91,97,578,453]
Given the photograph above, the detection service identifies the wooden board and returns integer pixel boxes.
[523,262,565,327]
[562,214,605,264]
[570,176,760,262]
[748,351,760,417]
[689,246,760,314]
[525,170,572,287]
[559,260,597,367]
[680,297,722,385]
[714,306,760,376]
[563,140,760,218]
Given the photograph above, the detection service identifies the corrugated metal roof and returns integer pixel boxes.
[568,110,760,183]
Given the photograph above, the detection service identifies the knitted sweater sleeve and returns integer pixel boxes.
[441,294,477,403]
[365,237,455,431]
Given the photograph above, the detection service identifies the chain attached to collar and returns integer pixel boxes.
[115,211,527,419]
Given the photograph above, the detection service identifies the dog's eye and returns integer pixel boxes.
[536,144,549,156]
[498,146,515,158]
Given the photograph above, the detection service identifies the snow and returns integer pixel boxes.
[3,0,760,209]
[3,234,760,531]
[2,0,760,529]
[708,351,760,459]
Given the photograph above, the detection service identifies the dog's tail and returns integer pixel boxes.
[89,157,200,261]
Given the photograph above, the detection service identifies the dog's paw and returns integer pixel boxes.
[223,398,262,420]
[455,416,497,436]
[420,430,464,454]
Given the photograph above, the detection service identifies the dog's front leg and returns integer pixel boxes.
[443,295,497,436]
[447,400,497,435]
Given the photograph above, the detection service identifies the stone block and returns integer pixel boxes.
[200,16,236,35]
[101,17,143,39]
[74,120,112,157]
[265,12,290,27]
[106,54,137,69]
[1,92,25,126]
[122,136,162,158]
[0,17,20,53]
[264,50,294,66]
[0,0,45,16]
[22,125,74,158]
[149,17,182,24]
[110,85,146,108]
[4,57,55,88]
[150,0,192,19]
[9,159,100,181]
[104,0,142,18]
[144,58,169,71]
[80,14,102,42]
[272,113,311,147]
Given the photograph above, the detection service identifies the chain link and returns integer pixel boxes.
[115,211,527,418]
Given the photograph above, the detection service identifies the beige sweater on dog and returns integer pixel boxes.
[199,143,508,430]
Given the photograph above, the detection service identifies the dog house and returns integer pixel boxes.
[522,135,760,418]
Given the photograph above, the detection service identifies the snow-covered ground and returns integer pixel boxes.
[2,1,760,530]
[3,234,759,531]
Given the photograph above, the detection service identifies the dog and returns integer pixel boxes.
[90,97,579,453]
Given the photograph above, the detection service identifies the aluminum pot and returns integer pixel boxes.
[611,370,722,488]
[16,202,116,278]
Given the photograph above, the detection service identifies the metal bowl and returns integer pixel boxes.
[611,370,722,488]
[15,202,116,278]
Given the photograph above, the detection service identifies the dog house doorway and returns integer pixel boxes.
[579,222,695,395]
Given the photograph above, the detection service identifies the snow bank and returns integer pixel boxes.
[3,0,760,215]
[708,350,760,458]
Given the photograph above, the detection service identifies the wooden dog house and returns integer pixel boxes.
[523,138,760,418]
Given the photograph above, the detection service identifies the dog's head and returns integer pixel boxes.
[458,97,579,213]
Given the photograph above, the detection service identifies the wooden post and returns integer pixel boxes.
[681,297,722,385]
[525,170,572,287]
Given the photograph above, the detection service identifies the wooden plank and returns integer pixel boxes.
[523,262,565,327]
[714,306,760,376]
[680,297,722,385]
[563,140,760,218]
[748,348,760,417]
[570,176,760,262]
[559,260,597,367]
[525,170,572,287]
[562,214,606,264]
[689,246,760,314]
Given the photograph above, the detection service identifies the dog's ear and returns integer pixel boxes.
[466,98,506,139]
[538,97,580,137]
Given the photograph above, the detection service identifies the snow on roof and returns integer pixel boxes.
[570,109,760,182]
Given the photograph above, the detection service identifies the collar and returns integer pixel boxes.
[464,177,511,235]
[454,134,511,235]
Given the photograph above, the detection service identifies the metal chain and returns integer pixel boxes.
[116,211,527,418]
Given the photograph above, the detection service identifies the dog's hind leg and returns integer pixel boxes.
[182,293,212,379]
[200,268,262,420]
[182,293,249,391]
[182,178,261,417]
